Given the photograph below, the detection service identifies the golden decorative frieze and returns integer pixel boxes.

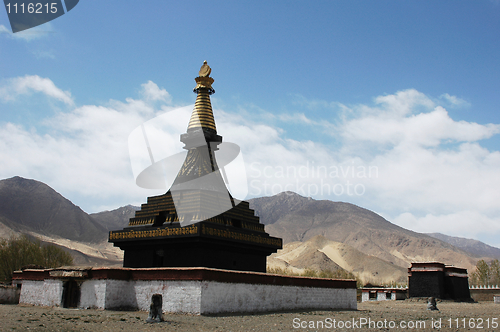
[109,224,198,240]
[194,76,214,90]
[201,224,282,247]
[242,222,265,232]
[128,217,155,226]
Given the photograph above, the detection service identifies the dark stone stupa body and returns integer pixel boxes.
[408,262,471,301]
[109,62,282,272]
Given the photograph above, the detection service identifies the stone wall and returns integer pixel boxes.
[199,281,356,314]
[79,279,109,309]
[469,287,500,302]
[19,280,63,307]
[20,279,356,314]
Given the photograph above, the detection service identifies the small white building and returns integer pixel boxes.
[361,287,407,302]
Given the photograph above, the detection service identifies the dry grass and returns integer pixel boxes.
[267,266,363,287]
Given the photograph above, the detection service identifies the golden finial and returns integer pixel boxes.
[199,60,211,77]
[194,60,214,92]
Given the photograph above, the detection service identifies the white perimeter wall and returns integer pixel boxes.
[201,281,356,314]
[19,279,356,314]
[19,280,63,307]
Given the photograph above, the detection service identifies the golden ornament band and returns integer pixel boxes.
[109,223,279,247]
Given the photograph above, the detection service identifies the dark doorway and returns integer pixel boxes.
[62,279,80,308]
[153,249,164,267]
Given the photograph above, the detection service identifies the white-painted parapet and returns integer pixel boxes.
[13,267,357,314]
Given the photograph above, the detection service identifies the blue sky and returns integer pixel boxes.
[1,1,500,247]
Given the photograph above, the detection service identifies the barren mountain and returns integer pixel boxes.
[0,177,121,266]
[0,218,19,239]
[0,177,107,243]
[33,235,122,267]
[268,235,407,284]
[0,177,491,280]
[426,233,500,260]
[90,205,138,231]
[250,192,480,272]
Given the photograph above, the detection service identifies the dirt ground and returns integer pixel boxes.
[1,300,499,331]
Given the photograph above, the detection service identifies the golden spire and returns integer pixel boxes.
[187,61,217,133]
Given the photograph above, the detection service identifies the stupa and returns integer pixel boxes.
[109,61,282,272]
[12,62,357,314]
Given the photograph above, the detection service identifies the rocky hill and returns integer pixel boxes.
[90,205,138,231]
[0,177,107,243]
[426,233,500,259]
[0,177,122,266]
[249,192,480,272]
[268,235,408,284]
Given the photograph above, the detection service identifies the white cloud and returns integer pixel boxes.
[278,113,314,124]
[222,89,500,245]
[440,93,471,108]
[368,141,500,213]
[394,211,500,239]
[0,25,10,34]
[341,105,500,148]
[0,75,74,105]
[0,81,173,211]
[140,81,172,104]
[330,89,500,219]
[373,89,436,117]
[1,79,499,246]
[0,23,55,41]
